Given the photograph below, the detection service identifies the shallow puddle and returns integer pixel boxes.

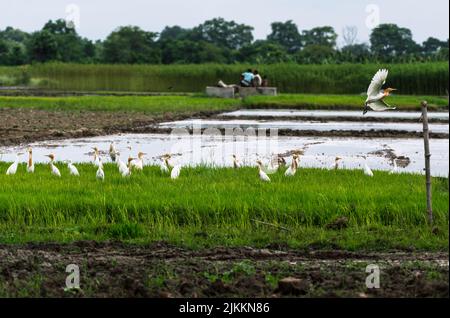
[1,133,448,177]
[159,119,449,134]
[220,109,449,120]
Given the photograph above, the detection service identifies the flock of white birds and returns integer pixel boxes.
[4,69,398,182]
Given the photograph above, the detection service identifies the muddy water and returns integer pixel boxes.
[1,133,448,177]
[220,109,449,120]
[159,119,449,134]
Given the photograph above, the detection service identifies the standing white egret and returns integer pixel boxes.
[45,154,61,177]
[109,142,117,162]
[256,160,271,182]
[160,155,171,174]
[362,156,374,177]
[389,159,399,174]
[66,160,80,176]
[171,165,182,180]
[333,157,342,170]
[27,147,34,173]
[92,147,102,168]
[121,157,135,177]
[232,154,241,169]
[6,152,23,175]
[132,152,146,171]
[115,153,128,175]
[96,158,105,181]
[285,155,298,177]
[364,69,397,115]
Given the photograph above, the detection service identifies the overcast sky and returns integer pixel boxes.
[1,0,448,45]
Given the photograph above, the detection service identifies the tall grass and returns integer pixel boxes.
[0,163,448,249]
[0,62,448,95]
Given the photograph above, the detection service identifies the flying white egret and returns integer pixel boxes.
[171,165,182,180]
[96,158,105,181]
[109,142,117,162]
[121,157,135,177]
[232,154,241,169]
[285,154,298,177]
[27,147,34,173]
[45,154,61,177]
[389,159,399,174]
[132,152,146,171]
[364,69,397,115]
[66,160,80,176]
[362,156,374,177]
[6,152,23,175]
[256,160,271,182]
[160,155,171,174]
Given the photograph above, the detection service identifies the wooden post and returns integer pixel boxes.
[421,101,433,224]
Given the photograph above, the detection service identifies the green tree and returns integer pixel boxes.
[422,37,447,55]
[102,26,161,64]
[27,30,59,62]
[239,40,291,64]
[295,45,336,64]
[340,43,371,63]
[302,26,337,48]
[370,24,420,60]
[267,20,302,53]
[191,18,253,50]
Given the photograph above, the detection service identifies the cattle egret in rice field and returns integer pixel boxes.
[389,159,399,174]
[92,147,102,168]
[256,160,271,182]
[96,158,105,181]
[362,156,374,177]
[6,152,23,175]
[121,157,135,177]
[109,143,117,162]
[66,160,80,176]
[46,154,61,177]
[27,147,34,173]
[116,153,128,175]
[232,154,241,169]
[364,69,397,115]
[171,165,182,180]
[333,157,342,170]
[160,155,171,173]
[133,152,146,171]
[285,155,298,177]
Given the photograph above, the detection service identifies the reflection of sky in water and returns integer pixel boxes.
[221,109,450,120]
[1,134,448,177]
[159,119,449,134]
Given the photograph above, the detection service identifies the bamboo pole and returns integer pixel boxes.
[421,101,433,224]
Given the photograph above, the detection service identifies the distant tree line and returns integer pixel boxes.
[0,18,448,65]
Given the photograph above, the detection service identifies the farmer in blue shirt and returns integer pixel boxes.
[240,69,255,87]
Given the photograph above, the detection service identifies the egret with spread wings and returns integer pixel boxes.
[364,69,397,115]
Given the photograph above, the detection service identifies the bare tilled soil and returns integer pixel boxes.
[0,242,447,298]
[1,108,447,148]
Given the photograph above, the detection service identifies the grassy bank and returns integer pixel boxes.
[0,163,448,250]
[1,62,448,95]
[0,93,447,112]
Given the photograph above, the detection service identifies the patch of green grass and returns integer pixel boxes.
[0,93,447,113]
[0,163,448,251]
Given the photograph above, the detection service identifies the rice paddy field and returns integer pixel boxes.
[0,163,448,250]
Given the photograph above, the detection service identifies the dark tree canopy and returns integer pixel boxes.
[267,20,303,53]
[102,26,161,64]
[0,20,447,65]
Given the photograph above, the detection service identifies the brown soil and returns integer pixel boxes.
[0,242,447,298]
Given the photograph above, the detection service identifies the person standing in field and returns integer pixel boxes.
[253,70,262,87]
[240,69,255,87]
